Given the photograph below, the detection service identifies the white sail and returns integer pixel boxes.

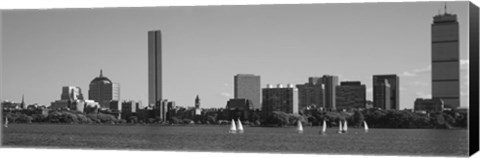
[297,120,303,133]
[237,119,244,133]
[321,120,327,134]
[338,120,343,133]
[363,121,369,132]
[343,120,348,133]
[229,119,237,133]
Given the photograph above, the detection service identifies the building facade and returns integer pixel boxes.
[414,98,444,113]
[262,84,298,116]
[373,74,399,110]
[226,98,253,121]
[322,75,338,110]
[148,30,162,107]
[431,10,460,109]
[88,70,120,108]
[336,81,366,110]
[234,74,261,110]
[296,78,324,111]
[51,86,89,112]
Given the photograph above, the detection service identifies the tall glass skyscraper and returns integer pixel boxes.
[431,9,460,109]
[234,74,261,110]
[148,30,162,106]
[88,69,120,108]
[373,74,399,110]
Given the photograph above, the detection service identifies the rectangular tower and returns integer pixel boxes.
[431,12,460,109]
[262,84,298,116]
[322,75,338,110]
[373,74,399,110]
[234,74,261,110]
[336,81,366,110]
[148,30,162,106]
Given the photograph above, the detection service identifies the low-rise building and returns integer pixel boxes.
[414,98,444,113]
[226,98,252,121]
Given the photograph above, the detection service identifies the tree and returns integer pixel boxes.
[350,110,364,127]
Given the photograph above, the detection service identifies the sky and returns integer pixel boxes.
[0,1,470,109]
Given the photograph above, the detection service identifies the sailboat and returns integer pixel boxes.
[343,120,348,133]
[229,119,237,134]
[237,119,244,134]
[337,120,343,134]
[363,121,369,133]
[4,117,8,128]
[320,120,327,135]
[296,120,304,134]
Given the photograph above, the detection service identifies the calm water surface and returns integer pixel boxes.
[2,124,469,156]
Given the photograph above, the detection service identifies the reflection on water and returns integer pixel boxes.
[3,124,469,156]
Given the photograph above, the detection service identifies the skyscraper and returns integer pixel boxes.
[322,75,339,110]
[234,74,261,110]
[373,74,399,110]
[89,70,120,108]
[431,7,460,109]
[148,30,162,106]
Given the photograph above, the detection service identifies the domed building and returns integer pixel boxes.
[88,69,120,109]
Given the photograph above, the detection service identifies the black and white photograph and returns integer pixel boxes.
[0,0,478,157]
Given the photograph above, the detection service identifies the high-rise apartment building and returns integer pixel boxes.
[88,70,120,108]
[262,84,298,116]
[148,30,162,107]
[373,75,398,110]
[234,74,261,110]
[296,78,324,111]
[431,9,460,109]
[336,81,366,110]
[296,75,338,111]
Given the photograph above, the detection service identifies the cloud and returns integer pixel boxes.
[219,92,233,98]
[409,81,429,86]
[401,71,416,77]
[399,86,407,91]
[400,65,431,77]
[415,92,431,98]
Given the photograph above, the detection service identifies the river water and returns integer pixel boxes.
[2,124,469,156]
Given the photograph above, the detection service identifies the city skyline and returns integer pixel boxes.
[1,2,470,109]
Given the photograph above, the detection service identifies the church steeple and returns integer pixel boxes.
[21,94,25,109]
[195,95,200,108]
[100,69,103,77]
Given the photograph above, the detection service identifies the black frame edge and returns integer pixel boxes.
[469,1,480,156]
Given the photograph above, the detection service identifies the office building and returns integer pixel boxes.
[148,30,162,107]
[431,8,460,109]
[373,74,399,110]
[414,98,444,113]
[226,98,253,121]
[88,70,120,108]
[296,75,338,111]
[234,74,261,110]
[262,84,298,116]
[336,81,366,110]
[51,86,88,112]
[322,75,339,110]
[296,78,324,111]
[61,86,84,100]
